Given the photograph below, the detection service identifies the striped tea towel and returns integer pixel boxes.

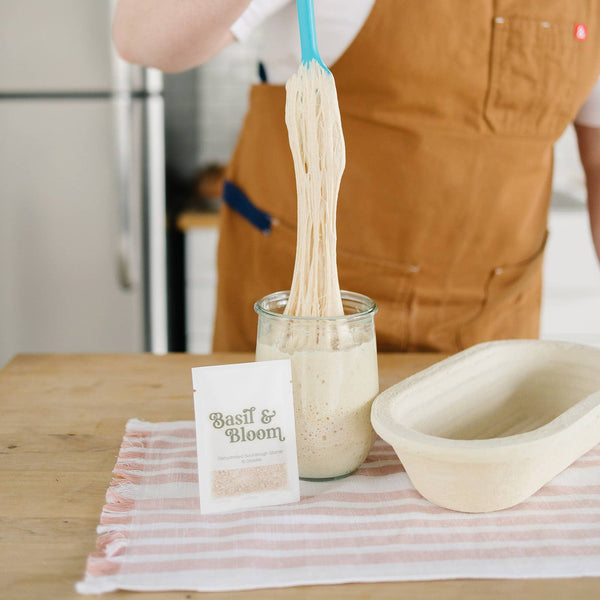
[77,419,600,594]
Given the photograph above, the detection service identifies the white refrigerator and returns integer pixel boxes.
[0,0,168,367]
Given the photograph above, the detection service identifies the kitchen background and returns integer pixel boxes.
[1,1,599,368]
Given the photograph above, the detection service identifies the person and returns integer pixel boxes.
[114,0,600,352]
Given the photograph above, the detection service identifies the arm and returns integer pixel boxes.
[113,0,252,73]
[575,124,600,264]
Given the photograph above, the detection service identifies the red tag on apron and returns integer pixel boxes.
[575,23,588,41]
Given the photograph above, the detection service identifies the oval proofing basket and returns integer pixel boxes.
[371,340,600,513]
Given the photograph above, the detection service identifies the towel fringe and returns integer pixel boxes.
[115,460,144,472]
[111,470,142,485]
[84,555,121,577]
[104,488,136,510]
[79,420,151,586]
[97,529,128,546]
[125,417,155,432]
[97,531,129,557]
[120,439,146,450]
[113,458,144,472]
[123,429,151,439]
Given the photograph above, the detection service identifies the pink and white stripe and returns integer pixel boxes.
[77,419,600,594]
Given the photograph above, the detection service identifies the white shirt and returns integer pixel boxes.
[231,0,600,127]
[231,0,375,83]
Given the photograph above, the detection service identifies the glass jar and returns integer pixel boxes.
[255,290,379,480]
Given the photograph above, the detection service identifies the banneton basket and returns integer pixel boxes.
[371,340,600,513]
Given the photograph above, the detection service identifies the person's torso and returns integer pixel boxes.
[220,0,600,351]
[223,0,600,350]
[235,0,600,263]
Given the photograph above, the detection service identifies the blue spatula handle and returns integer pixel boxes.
[297,0,329,71]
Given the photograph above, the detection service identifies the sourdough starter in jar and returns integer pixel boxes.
[256,336,378,479]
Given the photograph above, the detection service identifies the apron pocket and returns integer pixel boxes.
[485,15,580,138]
[336,249,420,351]
[458,233,548,349]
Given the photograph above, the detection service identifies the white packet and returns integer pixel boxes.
[192,360,300,514]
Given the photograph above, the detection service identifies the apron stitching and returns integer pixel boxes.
[455,269,495,351]
[454,231,548,350]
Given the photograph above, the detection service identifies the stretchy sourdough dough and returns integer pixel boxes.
[262,61,377,479]
[284,60,346,318]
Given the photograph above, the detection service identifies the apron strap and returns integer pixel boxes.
[223,180,272,234]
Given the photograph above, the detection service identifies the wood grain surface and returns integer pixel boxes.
[1,352,599,599]
[176,211,221,232]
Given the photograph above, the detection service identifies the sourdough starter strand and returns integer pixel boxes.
[284,60,346,318]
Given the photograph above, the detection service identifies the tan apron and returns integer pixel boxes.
[213,0,600,352]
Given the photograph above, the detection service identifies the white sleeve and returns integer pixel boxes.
[575,77,600,128]
[231,0,293,42]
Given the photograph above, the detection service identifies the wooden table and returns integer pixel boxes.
[1,352,599,599]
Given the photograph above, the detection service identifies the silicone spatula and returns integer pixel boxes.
[296,0,329,72]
